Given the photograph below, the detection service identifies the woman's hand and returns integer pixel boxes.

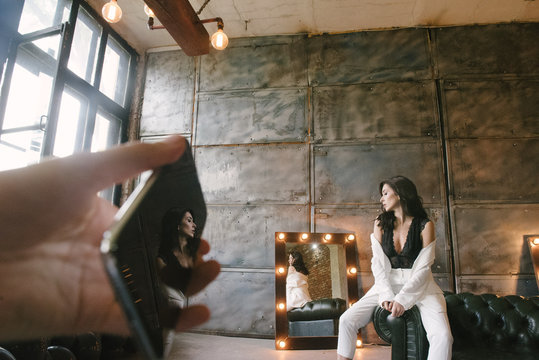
[0,135,219,341]
[390,301,405,317]
[382,301,392,311]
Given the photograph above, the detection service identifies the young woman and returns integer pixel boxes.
[286,250,312,311]
[158,208,199,272]
[337,176,452,360]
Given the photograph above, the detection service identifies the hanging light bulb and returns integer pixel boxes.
[211,28,228,50]
[102,0,122,23]
[143,3,155,17]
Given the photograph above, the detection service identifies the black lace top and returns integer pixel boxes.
[381,217,429,269]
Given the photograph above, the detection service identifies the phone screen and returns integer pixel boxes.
[101,142,206,359]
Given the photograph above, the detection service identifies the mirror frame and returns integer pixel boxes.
[274,232,359,350]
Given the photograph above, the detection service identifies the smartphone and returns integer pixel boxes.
[101,141,206,360]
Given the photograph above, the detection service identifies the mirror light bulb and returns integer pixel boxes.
[532,238,539,246]
[349,267,357,275]
[278,267,285,274]
[324,234,332,241]
[278,303,285,310]
[301,233,309,240]
[347,234,355,241]
[144,4,155,17]
[211,29,229,50]
[279,340,286,348]
[102,0,122,23]
[278,233,285,240]
[356,339,363,347]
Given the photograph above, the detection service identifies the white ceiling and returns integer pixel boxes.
[87,0,539,54]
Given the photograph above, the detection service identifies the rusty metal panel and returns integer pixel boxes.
[199,36,307,92]
[453,205,539,276]
[449,139,539,202]
[313,81,438,142]
[313,143,442,205]
[444,80,539,138]
[313,207,450,274]
[434,23,539,77]
[195,144,309,204]
[308,29,430,86]
[203,205,309,268]
[459,276,538,297]
[189,271,275,336]
[195,88,307,145]
[140,51,194,135]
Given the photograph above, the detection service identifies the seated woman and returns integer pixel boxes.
[286,250,312,311]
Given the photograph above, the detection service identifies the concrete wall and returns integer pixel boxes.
[138,23,539,338]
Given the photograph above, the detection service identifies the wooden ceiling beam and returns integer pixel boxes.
[144,0,209,56]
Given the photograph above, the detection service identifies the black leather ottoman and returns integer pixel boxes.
[287,298,346,336]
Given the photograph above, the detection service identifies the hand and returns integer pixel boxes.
[390,301,405,317]
[382,301,393,312]
[0,135,219,341]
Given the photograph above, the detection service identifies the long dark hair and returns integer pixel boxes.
[376,175,428,230]
[290,250,309,275]
[158,207,199,264]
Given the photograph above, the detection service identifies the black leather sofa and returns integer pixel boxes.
[287,298,347,336]
[373,292,539,360]
[0,334,137,360]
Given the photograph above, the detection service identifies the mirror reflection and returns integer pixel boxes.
[274,232,358,350]
[286,244,348,336]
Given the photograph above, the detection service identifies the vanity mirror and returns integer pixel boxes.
[274,232,359,350]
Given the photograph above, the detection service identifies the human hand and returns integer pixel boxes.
[0,135,219,341]
[390,301,405,317]
[382,301,393,312]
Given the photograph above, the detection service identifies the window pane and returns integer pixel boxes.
[100,37,130,106]
[91,110,121,153]
[53,89,87,157]
[68,7,102,83]
[3,43,56,129]
[0,130,44,171]
[18,0,71,34]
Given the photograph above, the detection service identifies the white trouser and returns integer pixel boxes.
[337,269,452,360]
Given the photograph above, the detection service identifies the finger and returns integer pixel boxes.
[62,135,187,192]
[174,305,211,332]
[185,260,220,296]
[198,239,211,255]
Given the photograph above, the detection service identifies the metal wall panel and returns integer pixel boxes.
[203,205,309,268]
[189,271,275,336]
[313,81,438,142]
[313,143,442,205]
[307,29,431,86]
[199,36,307,92]
[435,23,539,77]
[459,276,538,296]
[140,51,194,135]
[195,88,307,145]
[453,206,539,276]
[195,144,309,204]
[444,80,539,138]
[313,207,450,274]
[449,139,539,201]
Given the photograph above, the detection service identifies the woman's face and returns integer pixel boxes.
[289,254,294,266]
[380,183,400,212]
[179,211,196,238]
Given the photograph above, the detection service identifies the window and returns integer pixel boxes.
[0,0,138,203]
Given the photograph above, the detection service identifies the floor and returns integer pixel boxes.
[168,333,391,360]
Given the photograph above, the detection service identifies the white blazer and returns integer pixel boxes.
[370,233,443,310]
